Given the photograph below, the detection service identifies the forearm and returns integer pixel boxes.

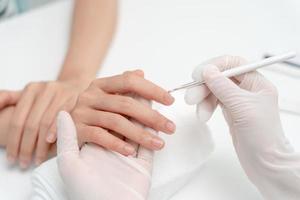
[262,146,300,200]
[237,139,300,200]
[58,0,118,82]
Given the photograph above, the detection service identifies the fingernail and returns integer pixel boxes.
[19,160,29,169]
[7,155,16,165]
[164,93,175,105]
[46,133,56,143]
[151,137,165,149]
[165,121,176,133]
[124,145,135,155]
[203,65,221,81]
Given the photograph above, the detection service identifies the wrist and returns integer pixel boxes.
[58,57,100,81]
[58,71,95,83]
[58,65,96,89]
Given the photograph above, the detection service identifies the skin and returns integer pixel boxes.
[0,106,57,158]
[72,70,176,156]
[2,0,118,169]
[0,71,175,163]
[0,106,13,147]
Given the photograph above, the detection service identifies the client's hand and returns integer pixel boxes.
[57,110,153,200]
[5,79,90,168]
[71,70,176,156]
[0,90,21,110]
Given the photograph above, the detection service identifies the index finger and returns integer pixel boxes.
[92,72,174,105]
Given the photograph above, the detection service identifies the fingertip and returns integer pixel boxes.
[163,92,175,105]
[196,107,213,122]
[123,144,136,156]
[202,65,221,81]
[7,154,16,165]
[35,159,43,166]
[185,87,201,105]
[46,132,56,143]
[165,121,176,134]
[151,137,165,150]
[19,159,30,169]
[185,85,210,105]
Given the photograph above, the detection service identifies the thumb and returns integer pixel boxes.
[203,65,243,107]
[56,111,80,157]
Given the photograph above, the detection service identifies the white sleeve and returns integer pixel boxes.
[239,140,300,200]
[30,158,68,200]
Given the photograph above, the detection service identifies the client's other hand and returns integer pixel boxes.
[0,90,21,110]
[5,79,90,168]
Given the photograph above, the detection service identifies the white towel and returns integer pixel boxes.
[31,92,215,200]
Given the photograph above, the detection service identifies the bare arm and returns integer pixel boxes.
[4,0,117,168]
[58,0,118,82]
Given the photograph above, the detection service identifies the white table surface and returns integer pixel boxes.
[0,0,300,199]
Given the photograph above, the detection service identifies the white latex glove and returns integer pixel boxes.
[56,110,154,200]
[185,55,300,200]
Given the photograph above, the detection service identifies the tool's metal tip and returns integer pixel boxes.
[167,88,177,93]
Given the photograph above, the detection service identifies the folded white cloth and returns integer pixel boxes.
[31,93,215,200]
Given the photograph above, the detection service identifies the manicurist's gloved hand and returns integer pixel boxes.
[56,108,154,199]
[185,55,300,200]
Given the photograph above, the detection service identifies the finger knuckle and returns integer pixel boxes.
[88,130,97,142]
[71,109,80,120]
[122,70,132,76]
[24,123,38,134]
[78,91,93,104]
[119,97,134,110]
[110,140,123,151]
[40,118,52,130]
[90,79,104,88]
[138,131,149,144]
[45,81,58,91]
[105,114,123,128]
[135,69,144,75]
[71,108,84,121]
[123,73,137,89]
[20,148,32,158]
[25,82,43,91]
